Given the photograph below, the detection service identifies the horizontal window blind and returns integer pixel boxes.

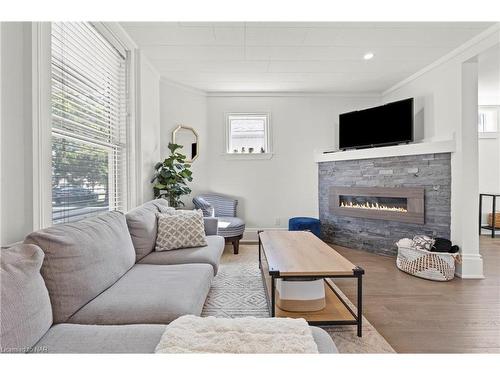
[51,22,128,224]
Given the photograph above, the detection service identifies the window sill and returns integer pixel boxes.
[223,153,274,160]
[479,132,498,139]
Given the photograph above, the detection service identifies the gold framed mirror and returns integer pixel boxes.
[172,125,199,162]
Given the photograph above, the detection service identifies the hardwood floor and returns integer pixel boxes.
[330,236,500,353]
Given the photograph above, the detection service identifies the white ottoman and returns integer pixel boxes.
[276,278,326,312]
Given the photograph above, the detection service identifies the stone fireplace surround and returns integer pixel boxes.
[318,153,451,256]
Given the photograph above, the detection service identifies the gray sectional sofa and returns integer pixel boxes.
[0,199,336,353]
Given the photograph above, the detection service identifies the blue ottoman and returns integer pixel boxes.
[288,217,321,237]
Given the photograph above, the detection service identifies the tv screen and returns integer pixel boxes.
[339,98,414,150]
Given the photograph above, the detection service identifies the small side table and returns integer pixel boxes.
[479,193,500,238]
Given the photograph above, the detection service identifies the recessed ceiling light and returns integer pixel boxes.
[363,52,374,60]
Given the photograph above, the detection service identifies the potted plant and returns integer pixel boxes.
[151,143,193,208]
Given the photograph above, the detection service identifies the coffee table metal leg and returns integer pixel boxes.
[258,230,262,269]
[271,276,276,317]
[357,274,363,337]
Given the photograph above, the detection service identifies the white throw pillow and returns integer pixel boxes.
[155,210,207,251]
[412,235,434,251]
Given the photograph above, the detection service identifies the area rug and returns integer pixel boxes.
[202,245,396,353]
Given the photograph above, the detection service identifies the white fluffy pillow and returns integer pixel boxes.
[412,235,435,251]
[155,209,207,251]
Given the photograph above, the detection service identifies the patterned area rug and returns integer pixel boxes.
[202,245,395,353]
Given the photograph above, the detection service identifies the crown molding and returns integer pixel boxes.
[159,77,207,96]
[157,77,382,98]
[205,91,382,98]
[383,23,500,97]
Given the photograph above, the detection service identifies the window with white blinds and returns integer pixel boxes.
[51,22,128,224]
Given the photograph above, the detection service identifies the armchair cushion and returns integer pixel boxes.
[217,217,245,238]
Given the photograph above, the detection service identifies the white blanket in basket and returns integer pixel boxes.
[155,315,319,354]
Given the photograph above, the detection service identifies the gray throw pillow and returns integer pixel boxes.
[0,244,53,352]
[155,210,207,251]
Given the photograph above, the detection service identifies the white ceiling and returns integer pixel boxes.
[121,22,494,93]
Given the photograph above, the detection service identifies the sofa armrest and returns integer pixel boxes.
[203,217,218,236]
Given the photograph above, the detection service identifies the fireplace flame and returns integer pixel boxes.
[340,201,408,212]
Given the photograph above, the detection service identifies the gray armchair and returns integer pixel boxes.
[193,193,245,254]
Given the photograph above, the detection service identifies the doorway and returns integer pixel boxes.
[477,46,500,239]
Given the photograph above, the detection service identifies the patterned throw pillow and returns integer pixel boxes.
[412,235,435,251]
[155,210,207,251]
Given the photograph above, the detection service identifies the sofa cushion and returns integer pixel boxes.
[139,235,224,275]
[33,324,166,353]
[125,201,161,261]
[310,327,338,353]
[32,324,335,354]
[151,198,174,213]
[68,264,213,325]
[155,210,207,251]
[0,244,53,353]
[24,211,136,323]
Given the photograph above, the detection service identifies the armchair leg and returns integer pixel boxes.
[233,239,239,255]
[225,235,243,255]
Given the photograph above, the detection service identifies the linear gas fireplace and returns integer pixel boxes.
[330,187,424,224]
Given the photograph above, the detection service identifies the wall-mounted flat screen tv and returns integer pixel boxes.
[339,98,414,150]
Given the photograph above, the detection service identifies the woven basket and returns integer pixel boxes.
[396,242,458,281]
[488,212,500,228]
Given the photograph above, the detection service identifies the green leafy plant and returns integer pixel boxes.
[151,143,193,208]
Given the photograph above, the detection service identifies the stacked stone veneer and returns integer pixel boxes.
[318,153,451,256]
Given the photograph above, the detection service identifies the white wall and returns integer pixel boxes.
[138,54,161,203]
[382,25,500,278]
[206,94,380,236]
[0,22,34,246]
[159,80,208,207]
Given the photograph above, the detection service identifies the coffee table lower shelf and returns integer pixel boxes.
[261,270,363,336]
[273,279,356,322]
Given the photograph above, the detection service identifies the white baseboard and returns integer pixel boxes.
[454,253,485,279]
[241,227,287,243]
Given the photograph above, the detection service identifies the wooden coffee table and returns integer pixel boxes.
[258,230,365,337]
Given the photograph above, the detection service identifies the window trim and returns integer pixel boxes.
[224,112,273,160]
[32,22,53,230]
[33,22,138,229]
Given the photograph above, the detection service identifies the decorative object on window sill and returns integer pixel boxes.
[248,147,254,153]
[171,125,199,162]
[152,143,193,208]
[241,147,245,153]
[233,149,238,153]
[260,147,265,153]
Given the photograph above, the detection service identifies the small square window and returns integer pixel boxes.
[226,113,271,155]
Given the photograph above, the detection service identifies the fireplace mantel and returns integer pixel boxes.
[314,139,455,163]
